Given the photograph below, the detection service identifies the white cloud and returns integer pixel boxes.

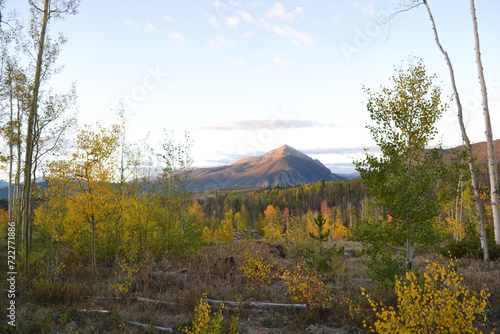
[201,119,326,131]
[241,31,255,39]
[220,56,246,65]
[259,64,271,72]
[236,10,255,23]
[146,22,157,33]
[258,18,272,30]
[210,1,222,10]
[273,25,315,45]
[273,55,289,65]
[265,3,304,21]
[164,15,174,23]
[273,25,288,37]
[169,31,184,43]
[207,14,219,28]
[123,19,140,30]
[226,16,240,28]
[205,36,234,49]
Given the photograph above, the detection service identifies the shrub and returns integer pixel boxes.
[441,238,500,260]
[238,252,275,289]
[363,259,492,333]
[181,294,238,334]
[279,263,333,309]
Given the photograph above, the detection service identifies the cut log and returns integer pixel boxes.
[204,298,306,309]
[86,295,307,309]
[79,308,111,314]
[152,268,189,276]
[124,320,174,333]
[136,296,177,306]
[86,296,176,306]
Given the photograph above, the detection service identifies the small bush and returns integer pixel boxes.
[238,252,275,290]
[279,263,333,309]
[441,238,500,260]
[363,259,492,333]
[181,294,238,334]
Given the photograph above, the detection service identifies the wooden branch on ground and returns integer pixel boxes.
[86,295,176,306]
[86,295,307,309]
[78,308,111,314]
[124,320,174,333]
[152,268,189,276]
[204,298,307,309]
[136,296,177,306]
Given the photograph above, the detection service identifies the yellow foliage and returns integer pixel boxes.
[332,222,349,239]
[263,205,284,242]
[181,293,238,334]
[279,263,333,309]
[202,226,215,244]
[45,123,121,266]
[343,296,362,320]
[110,258,140,296]
[238,252,275,289]
[216,209,235,242]
[363,260,492,333]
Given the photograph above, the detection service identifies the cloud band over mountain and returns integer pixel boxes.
[199,119,337,131]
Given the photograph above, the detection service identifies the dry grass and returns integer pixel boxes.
[9,238,500,333]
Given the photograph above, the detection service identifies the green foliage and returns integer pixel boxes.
[307,244,345,274]
[441,238,500,260]
[355,58,458,271]
[255,213,265,236]
[309,212,330,243]
[352,219,406,285]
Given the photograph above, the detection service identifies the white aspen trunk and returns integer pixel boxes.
[470,0,500,245]
[424,0,490,259]
[8,69,13,224]
[22,0,51,277]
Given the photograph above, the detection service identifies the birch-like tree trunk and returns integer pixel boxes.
[21,0,50,278]
[423,0,489,260]
[470,0,500,245]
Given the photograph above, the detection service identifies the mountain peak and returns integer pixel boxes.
[192,145,344,191]
[233,145,311,166]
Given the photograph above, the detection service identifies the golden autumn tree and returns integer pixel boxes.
[263,205,284,242]
[46,123,120,268]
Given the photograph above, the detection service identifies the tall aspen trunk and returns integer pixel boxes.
[21,0,50,277]
[470,0,500,245]
[424,0,489,260]
[8,68,14,224]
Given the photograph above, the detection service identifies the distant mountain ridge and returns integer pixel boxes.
[439,139,500,165]
[191,145,344,191]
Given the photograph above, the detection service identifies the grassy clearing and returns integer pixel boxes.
[4,238,500,333]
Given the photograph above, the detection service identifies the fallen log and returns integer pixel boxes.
[87,295,307,310]
[78,308,111,314]
[124,320,174,333]
[136,296,177,306]
[79,302,174,332]
[86,295,176,306]
[204,298,307,309]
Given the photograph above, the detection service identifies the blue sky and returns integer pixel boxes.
[10,0,500,173]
